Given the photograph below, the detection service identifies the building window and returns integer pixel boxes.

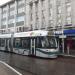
[17,27,19,32]
[9,11,15,16]
[16,16,24,22]
[30,13,33,21]
[18,7,24,13]
[8,19,15,24]
[3,13,7,18]
[57,6,61,14]
[2,20,6,25]
[19,27,21,32]
[58,19,61,23]
[67,12,71,17]
[49,20,53,27]
[41,0,46,29]
[41,0,45,10]
[17,0,25,15]
[66,0,71,3]
[30,3,33,22]
[35,1,39,29]
[41,10,46,29]
[9,3,15,8]
[57,0,61,6]
[57,14,61,18]
[48,0,54,28]
[56,0,62,28]
[66,6,71,17]
[66,0,72,25]
[58,23,61,27]
[3,6,7,12]
[8,29,10,32]
[66,17,71,24]
[49,9,53,18]
[67,6,71,12]
[17,0,24,6]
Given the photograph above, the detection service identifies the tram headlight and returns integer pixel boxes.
[49,49,58,52]
[45,49,58,52]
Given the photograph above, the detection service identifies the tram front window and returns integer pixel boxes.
[41,37,57,48]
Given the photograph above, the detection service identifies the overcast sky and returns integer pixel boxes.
[0,0,11,5]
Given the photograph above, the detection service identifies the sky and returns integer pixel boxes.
[0,0,11,5]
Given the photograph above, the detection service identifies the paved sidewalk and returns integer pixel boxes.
[0,61,22,75]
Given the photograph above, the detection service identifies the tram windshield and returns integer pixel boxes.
[36,36,57,49]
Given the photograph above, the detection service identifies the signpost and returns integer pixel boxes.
[10,28,14,53]
[59,35,66,38]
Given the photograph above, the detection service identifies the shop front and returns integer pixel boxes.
[54,30,64,54]
[63,29,75,56]
[55,29,75,56]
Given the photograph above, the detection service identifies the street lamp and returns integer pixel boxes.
[10,28,14,53]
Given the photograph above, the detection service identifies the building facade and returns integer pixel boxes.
[0,0,75,56]
[0,0,75,34]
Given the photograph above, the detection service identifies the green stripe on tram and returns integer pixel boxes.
[36,48,59,55]
[14,47,29,51]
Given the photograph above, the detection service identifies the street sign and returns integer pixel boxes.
[54,30,63,35]
[59,35,66,38]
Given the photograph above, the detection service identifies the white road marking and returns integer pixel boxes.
[0,61,22,75]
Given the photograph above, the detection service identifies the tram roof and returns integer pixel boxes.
[0,30,54,38]
[0,34,11,38]
[14,30,54,38]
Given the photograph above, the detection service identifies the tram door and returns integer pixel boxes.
[6,39,11,52]
[30,38,36,56]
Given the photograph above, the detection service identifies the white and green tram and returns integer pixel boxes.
[13,30,58,58]
[0,30,58,58]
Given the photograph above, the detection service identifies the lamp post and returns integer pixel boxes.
[62,31,64,54]
[10,28,14,53]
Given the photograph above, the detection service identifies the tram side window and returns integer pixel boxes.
[9,39,11,47]
[14,38,22,48]
[7,39,11,47]
[21,38,30,49]
[0,39,1,46]
[13,39,15,47]
[0,39,5,47]
[36,37,42,48]
[41,37,46,48]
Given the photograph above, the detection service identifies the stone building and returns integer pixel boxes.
[0,0,74,34]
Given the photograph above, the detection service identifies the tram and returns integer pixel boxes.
[0,30,59,58]
[13,30,58,58]
[0,34,11,52]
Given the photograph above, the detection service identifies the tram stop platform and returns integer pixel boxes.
[0,61,22,75]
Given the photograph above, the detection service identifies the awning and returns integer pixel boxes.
[64,29,75,36]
